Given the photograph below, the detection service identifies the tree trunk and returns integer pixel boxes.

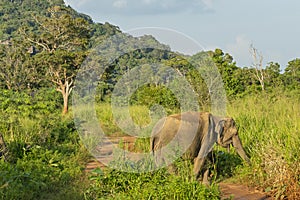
[0,133,8,161]
[62,92,69,115]
[258,71,265,91]
[250,44,265,91]
[58,79,73,115]
[260,80,265,91]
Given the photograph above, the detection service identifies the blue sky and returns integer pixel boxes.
[64,0,300,69]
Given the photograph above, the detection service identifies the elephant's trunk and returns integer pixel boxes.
[232,135,250,164]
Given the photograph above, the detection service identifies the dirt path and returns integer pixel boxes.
[85,136,136,171]
[219,183,271,200]
[85,136,272,200]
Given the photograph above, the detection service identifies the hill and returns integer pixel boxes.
[0,0,120,44]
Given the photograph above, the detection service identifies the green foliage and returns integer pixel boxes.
[0,146,83,200]
[0,0,66,40]
[284,58,300,90]
[0,89,61,119]
[0,0,95,39]
[85,167,220,199]
[211,49,242,96]
[0,0,121,113]
[0,90,88,199]
[97,38,171,101]
[265,62,282,88]
[130,84,180,112]
[90,22,121,47]
[0,42,39,90]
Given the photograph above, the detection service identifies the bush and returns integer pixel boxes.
[0,144,85,200]
[0,89,88,199]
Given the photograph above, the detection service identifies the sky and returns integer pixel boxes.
[64,0,300,70]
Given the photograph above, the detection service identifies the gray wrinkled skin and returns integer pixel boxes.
[150,112,250,184]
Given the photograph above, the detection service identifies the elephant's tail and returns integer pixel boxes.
[150,136,164,167]
[150,136,156,156]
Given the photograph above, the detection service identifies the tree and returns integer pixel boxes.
[163,54,193,77]
[211,49,241,96]
[20,6,90,114]
[97,34,170,101]
[249,44,266,91]
[265,62,282,88]
[0,41,39,91]
[284,58,300,90]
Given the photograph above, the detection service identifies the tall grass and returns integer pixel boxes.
[0,111,89,199]
[95,104,170,137]
[228,93,300,199]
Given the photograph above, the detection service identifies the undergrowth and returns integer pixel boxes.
[228,93,300,199]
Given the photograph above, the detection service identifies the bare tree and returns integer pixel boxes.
[250,44,265,91]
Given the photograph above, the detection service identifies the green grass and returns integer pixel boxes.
[0,111,89,200]
[227,93,300,199]
[94,103,172,137]
[85,165,220,200]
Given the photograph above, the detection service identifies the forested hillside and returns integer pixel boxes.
[0,0,299,110]
[0,0,299,199]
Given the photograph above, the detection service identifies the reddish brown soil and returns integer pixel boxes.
[219,182,272,200]
[85,136,272,200]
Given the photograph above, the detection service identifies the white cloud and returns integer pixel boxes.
[113,0,127,8]
[143,0,157,5]
[226,35,252,67]
[64,0,91,7]
[201,0,213,9]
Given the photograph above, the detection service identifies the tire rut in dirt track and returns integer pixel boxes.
[85,136,136,172]
[85,136,272,200]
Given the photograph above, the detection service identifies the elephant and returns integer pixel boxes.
[150,112,250,184]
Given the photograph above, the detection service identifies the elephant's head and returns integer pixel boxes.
[215,117,250,164]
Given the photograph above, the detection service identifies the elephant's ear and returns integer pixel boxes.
[215,120,225,144]
[194,114,218,176]
[197,114,218,159]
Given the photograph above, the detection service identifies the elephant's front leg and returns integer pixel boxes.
[202,168,210,185]
[194,152,213,185]
[202,152,213,185]
[193,156,206,179]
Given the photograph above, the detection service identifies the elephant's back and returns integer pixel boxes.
[151,111,211,157]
